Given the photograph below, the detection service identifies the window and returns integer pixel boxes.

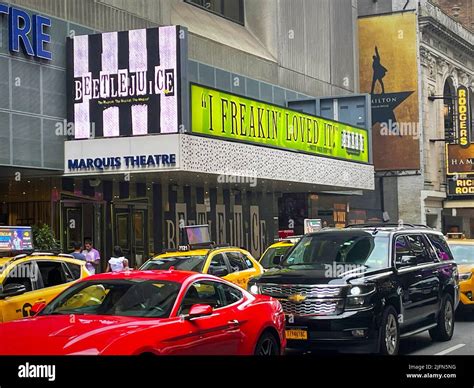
[63,262,82,280]
[179,281,243,315]
[260,246,291,269]
[2,262,35,292]
[185,0,244,25]
[243,254,254,269]
[41,280,181,318]
[208,253,228,276]
[427,234,454,261]
[449,243,474,264]
[141,256,206,272]
[406,235,433,264]
[283,232,390,270]
[394,236,410,263]
[37,261,67,288]
[226,252,248,272]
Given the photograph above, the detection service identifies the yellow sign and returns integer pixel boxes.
[457,86,470,148]
[359,12,420,171]
[191,84,370,163]
[285,329,308,340]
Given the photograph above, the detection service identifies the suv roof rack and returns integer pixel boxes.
[345,223,432,229]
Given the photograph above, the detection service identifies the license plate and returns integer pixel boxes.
[285,329,308,340]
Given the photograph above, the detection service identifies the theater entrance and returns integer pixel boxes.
[112,200,149,268]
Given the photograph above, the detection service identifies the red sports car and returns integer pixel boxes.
[0,270,285,355]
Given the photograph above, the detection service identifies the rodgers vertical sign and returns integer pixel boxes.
[457,85,470,148]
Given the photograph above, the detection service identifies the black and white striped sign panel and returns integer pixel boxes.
[67,26,181,138]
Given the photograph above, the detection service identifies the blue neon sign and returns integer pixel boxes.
[0,4,52,60]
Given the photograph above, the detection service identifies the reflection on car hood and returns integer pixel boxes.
[0,314,165,355]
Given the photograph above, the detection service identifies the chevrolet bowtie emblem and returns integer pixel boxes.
[288,294,306,304]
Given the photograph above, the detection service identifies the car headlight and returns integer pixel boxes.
[346,285,375,310]
[348,285,375,296]
[459,272,472,281]
[249,283,261,295]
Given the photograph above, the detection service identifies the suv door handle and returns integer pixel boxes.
[228,319,240,327]
[414,274,423,279]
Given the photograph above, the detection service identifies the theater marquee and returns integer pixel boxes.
[67,26,184,139]
[446,144,474,175]
[190,84,370,164]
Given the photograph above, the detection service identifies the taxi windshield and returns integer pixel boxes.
[449,243,474,264]
[141,255,206,272]
[260,246,292,268]
[41,279,181,318]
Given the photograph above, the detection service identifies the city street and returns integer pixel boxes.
[0,3,473,387]
[401,316,474,356]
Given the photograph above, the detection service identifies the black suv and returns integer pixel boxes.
[248,224,460,354]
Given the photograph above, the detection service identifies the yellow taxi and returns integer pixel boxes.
[259,237,301,269]
[0,252,90,322]
[141,246,263,289]
[446,234,474,312]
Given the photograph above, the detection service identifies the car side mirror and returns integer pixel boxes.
[30,302,46,316]
[397,255,417,267]
[0,283,27,299]
[209,267,229,277]
[272,255,283,266]
[187,304,213,320]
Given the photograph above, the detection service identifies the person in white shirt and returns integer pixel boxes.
[107,246,129,272]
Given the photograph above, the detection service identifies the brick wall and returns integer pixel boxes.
[430,0,474,32]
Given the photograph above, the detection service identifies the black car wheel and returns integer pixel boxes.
[429,293,455,342]
[254,332,280,356]
[379,306,400,355]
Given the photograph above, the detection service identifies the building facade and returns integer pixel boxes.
[0,0,380,267]
[358,0,473,233]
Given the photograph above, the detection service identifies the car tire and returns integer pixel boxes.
[429,293,455,342]
[379,306,400,355]
[254,331,280,356]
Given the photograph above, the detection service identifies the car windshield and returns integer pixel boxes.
[260,246,292,268]
[449,243,474,264]
[281,231,390,271]
[141,256,206,272]
[41,279,181,318]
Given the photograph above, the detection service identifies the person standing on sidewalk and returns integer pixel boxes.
[82,239,101,275]
[71,241,86,261]
[106,246,129,272]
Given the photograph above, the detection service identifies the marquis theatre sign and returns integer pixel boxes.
[67,26,184,139]
[191,84,369,163]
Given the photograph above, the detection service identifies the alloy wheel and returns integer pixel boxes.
[385,314,398,355]
[257,337,276,355]
[444,300,454,335]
